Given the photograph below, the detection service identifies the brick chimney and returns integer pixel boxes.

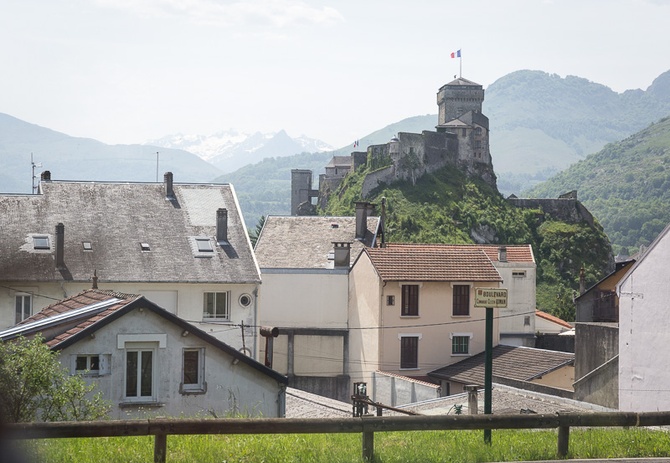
[355,201,368,240]
[333,242,351,268]
[164,172,174,199]
[55,223,65,268]
[498,246,507,262]
[216,208,228,244]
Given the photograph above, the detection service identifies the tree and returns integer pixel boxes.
[248,215,266,248]
[0,335,110,423]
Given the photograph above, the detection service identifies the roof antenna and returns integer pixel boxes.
[31,153,42,194]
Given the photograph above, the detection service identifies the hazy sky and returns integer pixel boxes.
[2,0,669,149]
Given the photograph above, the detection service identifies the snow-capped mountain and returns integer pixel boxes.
[147,129,333,173]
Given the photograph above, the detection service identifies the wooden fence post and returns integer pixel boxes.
[557,425,570,457]
[154,433,167,463]
[362,430,374,462]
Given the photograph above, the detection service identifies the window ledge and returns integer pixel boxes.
[119,401,164,409]
[400,315,420,318]
[202,318,232,323]
[399,367,420,371]
[451,315,471,318]
[180,382,207,395]
[451,353,470,357]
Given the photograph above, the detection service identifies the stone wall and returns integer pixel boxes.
[507,197,595,227]
[574,355,619,408]
[289,374,351,403]
[372,371,441,406]
[574,323,618,380]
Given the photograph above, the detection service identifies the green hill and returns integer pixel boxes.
[323,162,612,322]
[486,69,670,194]
[527,116,670,255]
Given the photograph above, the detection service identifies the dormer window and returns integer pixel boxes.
[140,242,151,252]
[33,236,50,250]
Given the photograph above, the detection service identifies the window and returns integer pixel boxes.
[401,285,419,316]
[82,241,93,251]
[76,355,100,374]
[203,292,230,320]
[461,128,467,137]
[239,293,252,307]
[15,293,32,324]
[140,242,151,252]
[512,271,526,278]
[195,238,213,253]
[33,236,50,250]
[181,348,206,393]
[400,336,419,369]
[452,285,470,316]
[452,336,469,355]
[386,295,395,306]
[125,348,155,400]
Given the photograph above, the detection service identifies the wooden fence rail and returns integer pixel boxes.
[7,411,670,462]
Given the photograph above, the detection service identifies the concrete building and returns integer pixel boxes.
[0,289,287,419]
[0,172,261,355]
[254,202,382,401]
[618,224,670,411]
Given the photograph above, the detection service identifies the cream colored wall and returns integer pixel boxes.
[535,315,571,334]
[379,281,501,377]
[348,253,382,388]
[58,307,285,419]
[0,281,260,356]
[530,364,574,391]
[496,263,536,337]
[258,272,349,328]
[256,271,349,377]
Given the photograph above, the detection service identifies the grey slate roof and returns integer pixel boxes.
[429,345,574,387]
[254,215,381,269]
[0,178,260,284]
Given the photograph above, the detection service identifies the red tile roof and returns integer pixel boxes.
[535,310,573,329]
[365,244,503,282]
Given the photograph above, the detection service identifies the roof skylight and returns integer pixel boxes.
[33,236,50,250]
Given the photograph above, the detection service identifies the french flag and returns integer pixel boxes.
[451,49,461,58]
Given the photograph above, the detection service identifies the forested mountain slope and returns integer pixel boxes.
[528,116,670,254]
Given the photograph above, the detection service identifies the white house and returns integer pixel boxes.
[0,289,287,419]
[618,223,670,412]
[0,172,261,355]
[253,203,382,401]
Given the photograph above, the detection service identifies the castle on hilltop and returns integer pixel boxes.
[291,77,497,215]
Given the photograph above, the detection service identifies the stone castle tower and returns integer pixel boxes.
[291,77,496,215]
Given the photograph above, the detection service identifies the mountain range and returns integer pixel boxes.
[146,129,332,174]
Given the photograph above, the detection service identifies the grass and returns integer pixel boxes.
[18,427,670,463]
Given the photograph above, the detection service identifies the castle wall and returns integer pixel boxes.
[508,198,595,227]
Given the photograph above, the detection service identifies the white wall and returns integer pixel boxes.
[58,307,284,419]
[619,229,670,412]
[496,263,536,340]
[1,281,260,356]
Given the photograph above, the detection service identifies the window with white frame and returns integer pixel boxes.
[15,293,32,324]
[451,333,472,355]
[203,292,230,320]
[73,354,111,376]
[180,348,206,394]
[125,348,156,401]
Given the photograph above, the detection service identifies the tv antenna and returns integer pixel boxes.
[156,152,159,182]
[31,153,42,194]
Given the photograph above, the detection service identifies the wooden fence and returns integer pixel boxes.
[7,411,670,462]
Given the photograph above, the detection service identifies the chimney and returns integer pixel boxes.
[579,266,586,295]
[41,171,51,181]
[333,242,351,268]
[216,208,228,243]
[164,172,174,199]
[55,223,65,268]
[355,201,368,240]
[498,246,507,262]
[92,269,98,289]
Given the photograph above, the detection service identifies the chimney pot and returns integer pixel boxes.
[333,241,351,268]
[164,172,174,198]
[216,208,228,243]
[355,201,369,240]
[41,171,51,181]
[498,246,507,262]
[55,223,65,268]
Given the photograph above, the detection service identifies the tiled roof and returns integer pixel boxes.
[254,216,381,269]
[364,244,502,282]
[325,156,352,168]
[428,345,574,386]
[536,310,573,329]
[1,289,287,383]
[0,178,260,284]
